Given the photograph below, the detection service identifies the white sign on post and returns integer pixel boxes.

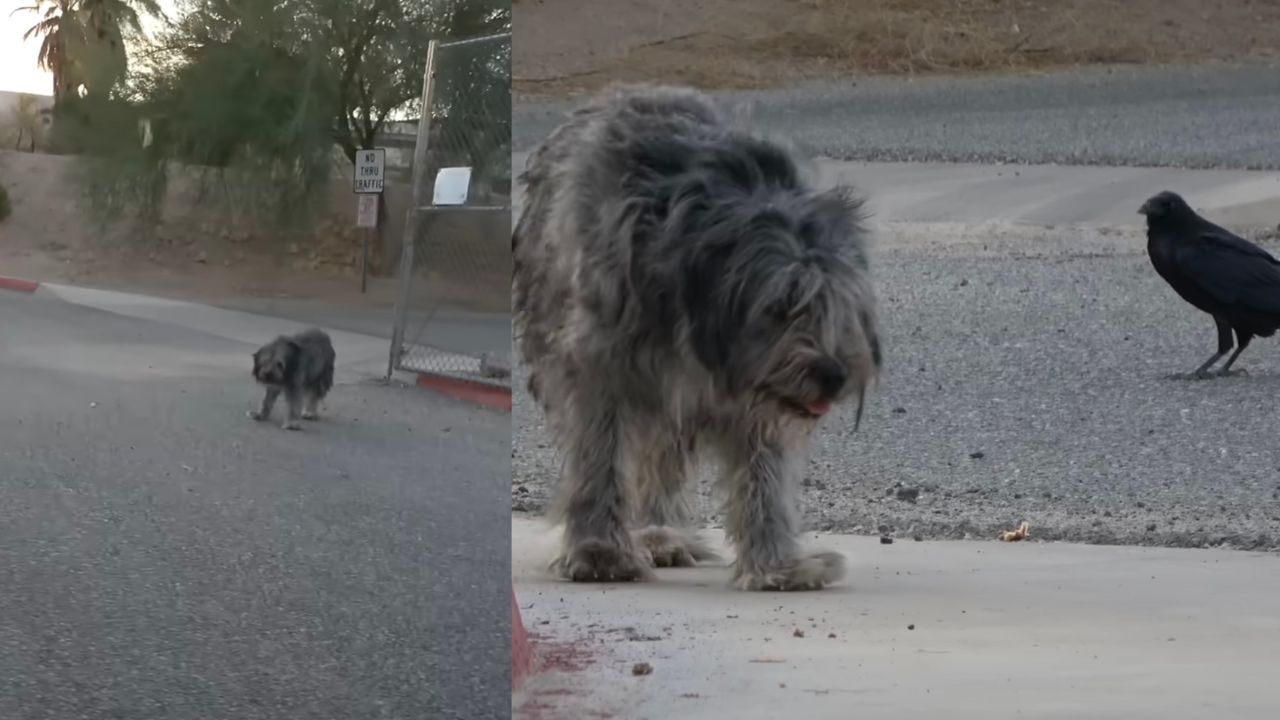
[432,166,472,206]
[356,193,379,229]
[353,148,386,194]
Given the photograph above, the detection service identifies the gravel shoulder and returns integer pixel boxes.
[513,222,1280,552]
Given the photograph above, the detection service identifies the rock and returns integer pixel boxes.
[895,487,921,504]
[479,353,512,379]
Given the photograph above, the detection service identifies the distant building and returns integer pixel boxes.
[372,119,419,181]
[0,89,54,117]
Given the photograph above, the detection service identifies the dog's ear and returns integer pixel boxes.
[683,240,740,374]
[804,187,868,260]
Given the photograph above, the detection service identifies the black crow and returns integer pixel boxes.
[1140,190,1280,379]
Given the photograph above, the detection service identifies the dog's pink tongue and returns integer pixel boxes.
[806,399,833,417]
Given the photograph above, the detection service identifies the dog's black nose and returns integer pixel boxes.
[810,358,847,398]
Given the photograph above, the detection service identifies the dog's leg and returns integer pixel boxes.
[631,433,718,568]
[301,391,320,421]
[554,398,651,583]
[247,387,279,422]
[281,387,303,431]
[722,437,844,591]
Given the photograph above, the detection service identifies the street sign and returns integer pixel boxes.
[353,148,386,194]
[356,193,379,228]
[432,166,472,206]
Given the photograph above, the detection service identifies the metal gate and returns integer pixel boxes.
[388,32,511,388]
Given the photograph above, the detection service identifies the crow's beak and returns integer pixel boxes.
[1137,199,1154,216]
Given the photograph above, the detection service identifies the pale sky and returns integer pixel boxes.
[1,0,177,96]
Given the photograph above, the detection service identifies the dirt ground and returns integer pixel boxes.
[0,151,508,315]
[514,0,1280,97]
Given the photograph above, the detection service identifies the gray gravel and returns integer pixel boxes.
[0,292,510,719]
[512,223,1280,551]
[515,63,1280,169]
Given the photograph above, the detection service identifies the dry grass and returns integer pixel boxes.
[514,0,1280,96]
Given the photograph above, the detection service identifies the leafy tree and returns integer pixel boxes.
[7,94,47,151]
[69,0,511,228]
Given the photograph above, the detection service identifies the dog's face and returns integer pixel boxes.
[683,189,880,424]
[251,339,294,386]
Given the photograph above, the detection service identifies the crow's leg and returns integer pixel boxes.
[1186,316,1234,379]
[1217,330,1254,376]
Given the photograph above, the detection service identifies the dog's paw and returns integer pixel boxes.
[732,550,846,591]
[554,540,652,583]
[282,421,302,431]
[247,410,267,421]
[300,412,319,421]
[633,526,720,568]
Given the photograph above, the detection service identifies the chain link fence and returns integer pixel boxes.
[388,32,511,388]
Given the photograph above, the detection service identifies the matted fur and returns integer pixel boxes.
[248,328,336,431]
[514,85,881,591]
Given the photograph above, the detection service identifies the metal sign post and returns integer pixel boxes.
[388,38,439,379]
[354,148,386,295]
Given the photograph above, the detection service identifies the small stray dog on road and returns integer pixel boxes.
[248,328,336,430]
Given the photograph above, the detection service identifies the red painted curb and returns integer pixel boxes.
[0,275,40,293]
[512,587,534,690]
[413,372,512,412]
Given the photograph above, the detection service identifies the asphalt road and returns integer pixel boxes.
[0,291,510,719]
[514,63,1280,169]
[512,222,1280,552]
[209,297,513,362]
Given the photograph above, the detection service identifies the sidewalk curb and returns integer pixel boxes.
[400,370,513,413]
[0,275,40,294]
[512,586,534,690]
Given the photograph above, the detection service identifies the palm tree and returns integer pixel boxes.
[11,0,83,98]
[13,0,165,99]
[79,0,162,35]
[81,1,167,96]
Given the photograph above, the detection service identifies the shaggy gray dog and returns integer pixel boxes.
[248,328,336,431]
[514,85,881,591]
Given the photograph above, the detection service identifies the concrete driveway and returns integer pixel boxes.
[0,287,510,719]
[513,516,1280,720]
